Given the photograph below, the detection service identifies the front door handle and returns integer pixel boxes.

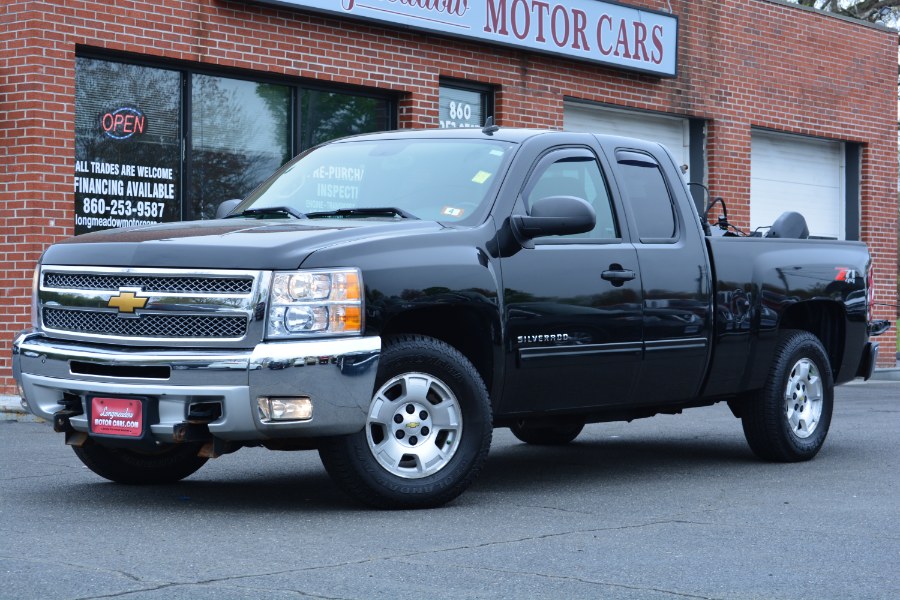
[601,266,636,287]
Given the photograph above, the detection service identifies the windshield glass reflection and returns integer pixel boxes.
[240,138,514,222]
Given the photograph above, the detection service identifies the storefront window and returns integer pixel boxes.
[73,56,394,233]
[74,58,182,235]
[190,75,291,219]
[439,82,492,129]
[300,90,389,150]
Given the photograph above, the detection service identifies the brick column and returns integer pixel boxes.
[0,2,76,393]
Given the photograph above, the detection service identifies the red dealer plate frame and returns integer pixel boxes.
[89,396,144,438]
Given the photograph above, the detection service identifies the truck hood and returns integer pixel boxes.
[43,218,447,270]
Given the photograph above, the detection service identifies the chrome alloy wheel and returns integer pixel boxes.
[366,372,463,479]
[784,358,824,439]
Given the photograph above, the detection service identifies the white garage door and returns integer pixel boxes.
[563,102,690,172]
[751,131,844,239]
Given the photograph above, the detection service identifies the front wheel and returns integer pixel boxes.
[318,335,492,509]
[73,441,208,484]
[740,330,834,462]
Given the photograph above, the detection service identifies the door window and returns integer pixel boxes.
[524,154,618,240]
[615,152,677,241]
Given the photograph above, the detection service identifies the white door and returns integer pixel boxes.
[751,131,844,239]
[563,102,690,172]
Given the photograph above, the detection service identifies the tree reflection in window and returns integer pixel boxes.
[301,90,388,150]
[190,75,291,220]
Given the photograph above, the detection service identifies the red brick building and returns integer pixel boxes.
[1,0,897,394]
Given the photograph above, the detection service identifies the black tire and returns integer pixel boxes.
[73,441,208,484]
[741,329,834,462]
[318,335,492,509]
[510,419,584,445]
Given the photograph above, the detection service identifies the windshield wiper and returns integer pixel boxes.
[229,206,307,219]
[305,207,419,220]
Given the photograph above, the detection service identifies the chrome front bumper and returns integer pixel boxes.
[12,331,380,443]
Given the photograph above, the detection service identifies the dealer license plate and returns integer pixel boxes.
[90,397,144,437]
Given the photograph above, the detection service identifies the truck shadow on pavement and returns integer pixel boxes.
[43,433,773,512]
[477,434,758,493]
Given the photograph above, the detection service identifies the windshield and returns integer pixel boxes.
[237,138,515,222]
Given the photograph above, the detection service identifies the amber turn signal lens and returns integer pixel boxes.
[331,305,361,333]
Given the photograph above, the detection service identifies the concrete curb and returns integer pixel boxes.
[870,368,900,381]
[0,395,42,422]
[869,352,900,381]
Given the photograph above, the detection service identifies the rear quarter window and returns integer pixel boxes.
[616,160,677,241]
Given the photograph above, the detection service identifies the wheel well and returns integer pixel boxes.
[778,300,845,378]
[380,308,495,391]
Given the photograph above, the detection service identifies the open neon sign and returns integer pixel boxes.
[100,107,146,140]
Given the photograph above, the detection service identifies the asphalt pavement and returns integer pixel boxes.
[1,380,898,600]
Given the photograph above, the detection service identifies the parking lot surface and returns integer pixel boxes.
[2,380,898,599]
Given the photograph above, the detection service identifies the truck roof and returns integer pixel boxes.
[330,126,663,151]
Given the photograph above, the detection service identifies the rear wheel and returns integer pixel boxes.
[510,419,584,445]
[319,335,492,509]
[740,330,834,462]
[73,441,208,484]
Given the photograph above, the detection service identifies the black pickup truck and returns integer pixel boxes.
[12,127,886,508]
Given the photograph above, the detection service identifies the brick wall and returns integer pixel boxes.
[0,0,896,393]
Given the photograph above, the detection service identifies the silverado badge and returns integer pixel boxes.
[107,291,148,313]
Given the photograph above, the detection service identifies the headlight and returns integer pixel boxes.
[267,268,363,338]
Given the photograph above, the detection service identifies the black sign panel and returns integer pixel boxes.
[74,58,181,235]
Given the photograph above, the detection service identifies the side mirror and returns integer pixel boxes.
[215,199,242,219]
[512,196,596,240]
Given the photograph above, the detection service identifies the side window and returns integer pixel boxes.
[524,155,618,240]
[615,153,677,241]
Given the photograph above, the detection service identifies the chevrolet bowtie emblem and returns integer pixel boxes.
[108,291,148,313]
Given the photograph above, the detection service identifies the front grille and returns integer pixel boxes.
[44,273,253,294]
[39,266,263,345]
[44,308,248,339]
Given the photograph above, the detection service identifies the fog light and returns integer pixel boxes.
[257,396,313,421]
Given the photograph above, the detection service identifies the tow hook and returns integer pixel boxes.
[53,393,84,433]
[52,409,80,433]
[172,422,212,444]
[53,409,89,447]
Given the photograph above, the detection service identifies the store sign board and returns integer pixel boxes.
[255,0,678,77]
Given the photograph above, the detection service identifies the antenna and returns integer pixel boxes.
[482,116,500,136]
